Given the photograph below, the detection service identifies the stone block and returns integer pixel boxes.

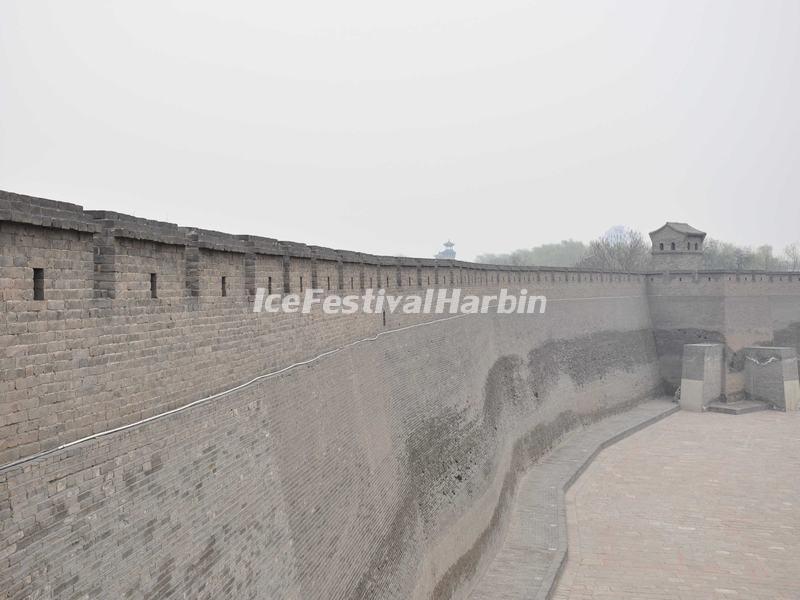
[680,343,723,411]
[744,346,800,411]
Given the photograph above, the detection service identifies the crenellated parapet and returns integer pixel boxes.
[1,189,652,309]
[0,189,654,465]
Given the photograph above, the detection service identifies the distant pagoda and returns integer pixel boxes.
[435,240,456,260]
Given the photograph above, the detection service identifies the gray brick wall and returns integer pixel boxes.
[3,190,800,599]
[0,281,661,600]
[647,271,800,397]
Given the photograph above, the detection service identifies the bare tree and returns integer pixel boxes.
[755,245,774,270]
[733,246,755,270]
[784,243,800,270]
[578,228,650,271]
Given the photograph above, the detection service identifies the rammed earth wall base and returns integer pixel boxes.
[3,191,800,600]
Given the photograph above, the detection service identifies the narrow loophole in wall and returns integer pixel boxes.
[300,276,304,292]
[150,273,157,299]
[33,268,44,301]
[382,309,386,327]
[268,276,272,295]
[221,276,227,297]
[327,276,331,290]
[350,277,354,289]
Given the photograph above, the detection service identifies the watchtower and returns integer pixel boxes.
[649,222,706,271]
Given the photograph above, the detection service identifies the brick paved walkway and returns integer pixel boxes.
[467,399,678,600]
[554,410,800,600]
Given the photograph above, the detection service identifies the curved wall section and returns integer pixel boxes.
[0,283,660,600]
[8,192,800,598]
[0,190,666,600]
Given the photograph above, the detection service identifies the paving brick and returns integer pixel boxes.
[467,400,677,600]
[554,411,800,600]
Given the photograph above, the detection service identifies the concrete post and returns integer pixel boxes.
[680,343,724,411]
[744,347,800,411]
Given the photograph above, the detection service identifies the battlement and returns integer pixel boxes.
[0,190,99,233]
[1,189,652,308]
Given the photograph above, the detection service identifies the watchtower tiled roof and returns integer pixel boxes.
[649,222,706,238]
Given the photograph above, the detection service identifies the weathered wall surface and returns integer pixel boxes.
[647,272,800,398]
[649,251,704,272]
[0,191,666,600]
[0,286,660,600]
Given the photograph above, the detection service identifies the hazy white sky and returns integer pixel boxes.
[1,1,799,260]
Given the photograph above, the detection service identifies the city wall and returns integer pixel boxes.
[647,270,800,398]
[1,190,800,599]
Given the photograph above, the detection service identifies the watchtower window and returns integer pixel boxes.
[670,242,676,251]
[33,268,44,301]
[150,273,157,298]
[687,242,691,250]
[695,242,699,250]
[659,242,664,251]
[221,276,227,297]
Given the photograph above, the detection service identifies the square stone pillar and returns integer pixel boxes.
[680,343,724,411]
[744,347,800,411]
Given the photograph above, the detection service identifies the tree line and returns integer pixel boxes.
[476,228,800,272]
